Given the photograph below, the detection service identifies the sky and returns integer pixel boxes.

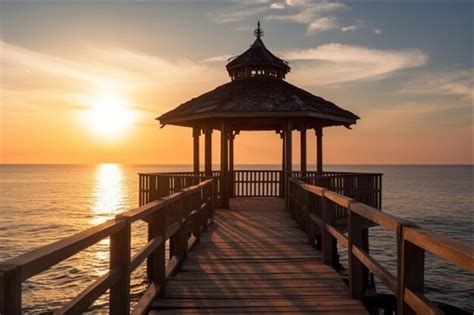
[0,0,472,165]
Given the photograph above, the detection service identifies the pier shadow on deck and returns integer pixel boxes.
[149,197,367,314]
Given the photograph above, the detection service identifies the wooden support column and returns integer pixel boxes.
[0,265,21,315]
[220,121,229,208]
[204,127,212,176]
[280,130,285,198]
[229,131,237,197]
[284,120,292,206]
[316,126,323,175]
[349,211,367,299]
[398,226,425,315]
[300,126,307,177]
[110,218,131,314]
[193,127,200,175]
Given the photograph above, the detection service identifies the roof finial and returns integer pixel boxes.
[254,21,264,39]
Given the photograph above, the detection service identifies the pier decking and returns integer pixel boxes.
[149,197,367,314]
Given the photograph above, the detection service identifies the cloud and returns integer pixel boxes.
[341,25,359,32]
[307,17,338,33]
[270,2,286,9]
[210,5,268,23]
[211,1,346,34]
[203,55,233,63]
[0,41,226,114]
[266,2,345,24]
[399,69,473,101]
[284,43,428,85]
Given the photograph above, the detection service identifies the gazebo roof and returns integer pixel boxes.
[226,37,290,75]
[158,77,359,128]
[157,22,359,130]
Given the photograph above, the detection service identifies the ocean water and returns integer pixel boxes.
[0,164,472,313]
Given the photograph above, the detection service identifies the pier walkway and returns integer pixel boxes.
[149,197,367,314]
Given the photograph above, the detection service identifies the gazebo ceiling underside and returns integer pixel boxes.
[158,77,359,131]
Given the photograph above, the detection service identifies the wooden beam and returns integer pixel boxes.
[204,127,212,176]
[316,127,323,175]
[192,127,200,175]
[300,126,307,177]
[220,121,229,208]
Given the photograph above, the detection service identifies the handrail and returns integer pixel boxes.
[288,177,473,315]
[0,178,215,315]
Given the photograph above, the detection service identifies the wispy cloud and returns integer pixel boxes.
[210,5,268,23]
[0,41,225,114]
[399,69,473,101]
[341,25,359,32]
[307,16,338,33]
[203,55,233,63]
[210,1,348,34]
[266,1,345,33]
[284,43,428,85]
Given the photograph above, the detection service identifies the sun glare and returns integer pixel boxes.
[85,90,134,139]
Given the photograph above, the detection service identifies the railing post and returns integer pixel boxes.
[0,264,22,315]
[211,180,216,219]
[321,195,337,267]
[171,193,188,263]
[147,206,166,287]
[109,217,131,315]
[398,225,425,315]
[192,192,201,240]
[349,209,367,300]
[307,193,317,247]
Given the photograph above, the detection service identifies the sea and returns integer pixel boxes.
[0,164,472,313]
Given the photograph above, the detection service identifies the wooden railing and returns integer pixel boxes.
[138,172,219,206]
[301,172,383,210]
[139,170,382,205]
[233,170,282,197]
[288,178,474,315]
[0,179,215,315]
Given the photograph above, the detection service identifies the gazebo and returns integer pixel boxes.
[157,22,359,208]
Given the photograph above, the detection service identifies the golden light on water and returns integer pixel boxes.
[84,89,135,139]
[90,163,123,225]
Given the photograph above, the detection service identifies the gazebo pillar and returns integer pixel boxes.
[204,127,212,176]
[284,120,292,205]
[192,127,200,175]
[220,122,229,208]
[229,131,237,197]
[316,126,323,174]
[280,131,285,197]
[300,126,307,177]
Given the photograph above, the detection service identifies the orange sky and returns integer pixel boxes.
[0,2,472,165]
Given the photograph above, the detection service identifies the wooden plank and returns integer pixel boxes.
[151,197,367,314]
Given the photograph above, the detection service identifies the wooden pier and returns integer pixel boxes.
[1,172,473,315]
[149,197,367,314]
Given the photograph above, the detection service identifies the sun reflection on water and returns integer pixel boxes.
[91,163,123,226]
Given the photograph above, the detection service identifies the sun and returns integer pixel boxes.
[85,90,134,139]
